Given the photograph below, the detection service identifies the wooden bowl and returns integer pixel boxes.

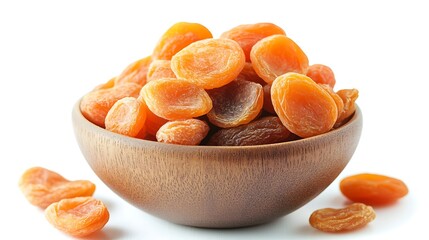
[72,100,362,228]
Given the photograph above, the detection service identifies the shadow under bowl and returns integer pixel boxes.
[72,100,362,228]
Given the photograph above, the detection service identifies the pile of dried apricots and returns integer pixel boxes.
[80,22,359,146]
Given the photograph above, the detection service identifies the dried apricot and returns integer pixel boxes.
[220,22,286,62]
[207,116,291,146]
[115,56,152,86]
[152,22,213,60]
[156,119,209,145]
[318,84,344,119]
[262,84,276,114]
[45,197,109,237]
[250,34,309,84]
[19,167,95,209]
[171,38,245,89]
[140,78,212,120]
[146,59,177,82]
[335,88,359,126]
[207,79,263,128]
[80,82,141,128]
[144,106,169,136]
[271,73,338,138]
[93,77,116,90]
[309,203,376,233]
[105,97,147,137]
[307,64,336,88]
[236,62,266,86]
[340,173,408,205]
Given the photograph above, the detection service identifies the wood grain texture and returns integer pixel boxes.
[72,100,362,228]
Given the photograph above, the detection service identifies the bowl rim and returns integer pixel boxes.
[73,99,362,150]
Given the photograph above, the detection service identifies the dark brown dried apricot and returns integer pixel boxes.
[207,116,291,146]
[207,79,263,128]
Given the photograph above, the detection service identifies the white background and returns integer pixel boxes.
[1,0,428,239]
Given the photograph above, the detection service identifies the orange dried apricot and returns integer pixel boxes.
[336,88,359,126]
[207,79,263,128]
[207,116,291,146]
[318,84,344,119]
[171,38,245,89]
[80,82,141,128]
[152,22,213,60]
[236,62,266,86]
[115,56,152,86]
[45,197,109,237]
[156,119,210,145]
[250,34,309,84]
[309,203,376,233]
[19,167,95,209]
[140,78,212,120]
[220,22,286,62]
[307,64,336,88]
[93,77,116,90]
[146,59,176,82]
[340,173,408,205]
[271,73,338,138]
[105,97,147,137]
[144,106,169,136]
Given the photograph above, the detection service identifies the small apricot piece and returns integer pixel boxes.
[140,78,212,120]
[115,56,152,86]
[236,62,266,86]
[105,97,147,137]
[152,22,213,60]
[309,203,376,233]
[336,88,359,126]
[250,34,309,84]
[19,167,95,209]
[45,197,109,237]
[271,73,338,138]
[156,119,210,145]
[318,84,344,119]
[80,82,141,128]
[146,59,176,82]
[207,79,263,128]
[207,116,291,146]
[171,38,245,89]
[340,173,408,205]
[307,64,336,88]
[220,22,286,62]
[93,77,116,91]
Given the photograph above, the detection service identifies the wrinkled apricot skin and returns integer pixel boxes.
[19,167,95,209]
[207,79,263,128]
[80,82,141,128]
[271,73,338,138]
[115,56,152,86]
[307,64,336,88]
[140,78,213,120]
[152,22,213,60]
[220,22,286,62]
[156,119,210,145]
[146,59,177,82]
[171,38,245,89]
[340,173,408,205]
[236,62,266,86]
[45,197,109,237]
[336,89,359,126]
[309,203,376,233]
[207,116,291,146]
[250,35,309,84]
[105,97,147,137]
[319,84,344,118]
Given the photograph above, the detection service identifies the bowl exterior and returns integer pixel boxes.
[72,101,362,228]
